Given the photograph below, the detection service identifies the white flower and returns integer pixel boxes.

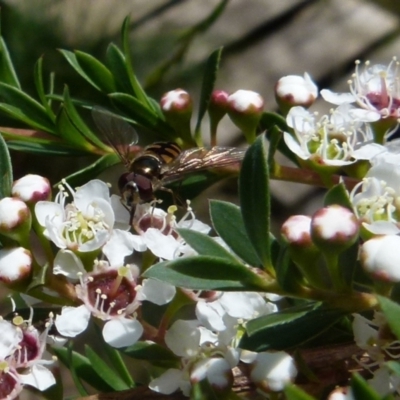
[241,350,297,392]
[54,231,167,348]
[196,292,277,338]
[321,58,400,120]
[134,202,210,260]
[227,90,264,113]
[284,103,375,166]
[149,319,238,396]
[349,154,400,235]
[35,179,131,252]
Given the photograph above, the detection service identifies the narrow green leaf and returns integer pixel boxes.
[85,345,130,391]
[240,302,345,351]
[103,345,134,388]
[0,36,20,88]
[34,57,55,121]
[62,86,110,151]
[378,296,400,340]
[324,182,354,210]
[106,44,135,95]
[121,341,179,368]
[52,346,113,393]
[284,384,316,400]
[351,373,381,400]
[239,134,271,270]
[177,228,241,263]
[143,256,266,291]
[0,84,55,133]
[5,140,89,156]
[59,49,100,91]
[60,153,120,188]
[194,47,223,139]
[110,92,176,140]
[274,245,304,294]
[56,105,97,152]
[26,262,48,291]
[209,200,262,266]
[121,17,154,110]
[0,132,12,198]
[75,50,116,93]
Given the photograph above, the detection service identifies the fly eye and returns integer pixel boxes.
[118,172,135,193]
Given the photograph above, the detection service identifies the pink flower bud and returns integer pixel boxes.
[360,235,400,282]
[281,215,313,248]
[0,197,31,237]
[227,90,264,115]
[160,89,193,142]
[12,174,51,204]
[227,90,264,143]
[311,205,359,253]
[275,73,318,113]
[161,89,192,114]
[208,90,229,120]
[0,247,32,283]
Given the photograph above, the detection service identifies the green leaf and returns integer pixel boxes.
[194,47,223,140]
[351,373,381,400]
[121,341,179,368]
[209,200,261,266]
[60,153,120,188]
[239,134,271,270]
[378,296,400,340]
[0,84,55,133]
[62,86,110,151]
[240,302,345,351]
[120,17,154,111]
[324,182,354,210]
[284,384,316,400]
[5,140,89,156]
[26,262,49,291]
[274,245,304,293]
[106,43,135,95]
[177,228,241,263]
[85,345,130,391]
[110,92,176,140]
[143,256,266,291]
[0,36,20,88]
[34,57,55,121]
[55,105,97,152]
[52,346,113,393]
[104,347,134,388]
[75,50,116,93]
[0,132,12,198]
[386,360,400,377]
[59,49,101,91]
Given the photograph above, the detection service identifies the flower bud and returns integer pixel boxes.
[0,197,31,241]
[311,205,359,254]
[360,235,400,282]
[12,174,51,204]
[208,90,229,146]
[161,89,193,142]
[227,90,264,143]
[0,247,32,284]
[275,73,318,114]
[281,215,324,288]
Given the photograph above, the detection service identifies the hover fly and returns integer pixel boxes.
[92,107,246,220]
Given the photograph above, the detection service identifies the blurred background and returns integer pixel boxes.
[0,1,399,398]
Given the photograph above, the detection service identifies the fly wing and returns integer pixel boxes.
[160,146,247,184]
[92,106,138,166]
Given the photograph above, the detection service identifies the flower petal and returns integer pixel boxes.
[53,249,85,279]
[149,368,183,395]
[138,279,176,305]
[55,305,90,337]
[102,318,143,348]
[19,364,55,391]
